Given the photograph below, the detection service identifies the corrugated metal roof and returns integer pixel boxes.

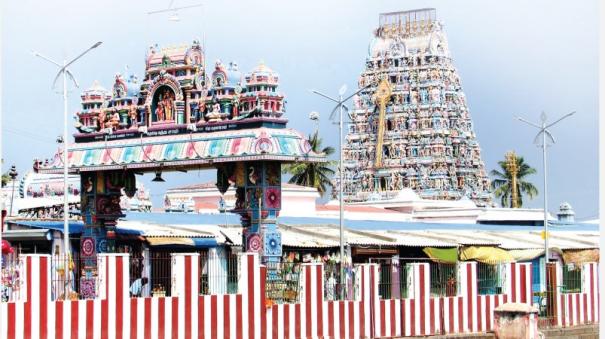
[116,212,599,250]
[11,213,594,251]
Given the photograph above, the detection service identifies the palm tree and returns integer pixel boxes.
[283,131,336,197]
[490,151,538,208]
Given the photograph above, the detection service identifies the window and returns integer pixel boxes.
[561,264,582,293]
[477,263,503,295]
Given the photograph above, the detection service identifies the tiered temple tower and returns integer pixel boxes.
[341,9,491,206]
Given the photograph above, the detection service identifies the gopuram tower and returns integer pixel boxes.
[341,9,491,206]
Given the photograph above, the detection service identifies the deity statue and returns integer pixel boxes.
[430,87,441,103]
[109,112,120,129]
[206,99,223,122]
[155,102,164,121]
[128,104,138,128]
[420,88,429,104]
[97,111,107,131]
[162,89,175,121]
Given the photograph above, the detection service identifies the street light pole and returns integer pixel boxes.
[517,111,575,290]
[311,83,371,299]
[8,166,17,217]
[62,59,69,253]
[33,41,103,256]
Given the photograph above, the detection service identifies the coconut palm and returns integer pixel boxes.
[283,131,336,197]
[490,152,538,208]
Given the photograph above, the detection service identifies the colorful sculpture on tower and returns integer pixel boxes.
[339,9,491,205]
[35,39,324,296]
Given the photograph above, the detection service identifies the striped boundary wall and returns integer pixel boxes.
[549,262,600,328]
[0,254,599,338]
[372,262,535,337]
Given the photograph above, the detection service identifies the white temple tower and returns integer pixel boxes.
[340,9,491,206]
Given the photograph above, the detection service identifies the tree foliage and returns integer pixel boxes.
[490,153,538,208]
[283,131,336,197]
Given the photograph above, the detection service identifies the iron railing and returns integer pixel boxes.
[476,262,505,295]
[429,262,457,297]
[50,253,100,300]
[376,260,409,300]
[324,263,358,301]
[371,258,457,299]
[561,263,582,293]
[200,251,239,295]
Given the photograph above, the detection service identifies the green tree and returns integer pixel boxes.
[1,173,9,188]
[490,152,539,208]
[283,131,336,197]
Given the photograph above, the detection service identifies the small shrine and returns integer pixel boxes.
[34,40,324,298]
[339,9,491,205]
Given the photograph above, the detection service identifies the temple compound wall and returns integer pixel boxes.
[0,253,598,338]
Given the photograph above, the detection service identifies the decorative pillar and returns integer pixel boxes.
[79,170,134,298]
[226,161,282,263]
[175,101,185,124]
[185,91,192,123]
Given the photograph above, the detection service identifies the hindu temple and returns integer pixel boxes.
[339,9,491,206]
[34,39,323,296]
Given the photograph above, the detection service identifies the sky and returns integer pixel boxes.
[1,0,599,220]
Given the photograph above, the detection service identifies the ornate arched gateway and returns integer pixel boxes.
[34,40,324,297]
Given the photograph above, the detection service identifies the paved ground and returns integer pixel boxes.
[402,325,598,339]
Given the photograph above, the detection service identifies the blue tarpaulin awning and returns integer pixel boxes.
[6,220,142,236]
[145,236,217,248]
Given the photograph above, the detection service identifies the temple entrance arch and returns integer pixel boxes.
[33,42,325,298]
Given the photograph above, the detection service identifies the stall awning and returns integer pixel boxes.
[460,246,515,264]
[508,249,544,262]
[423,247,458,264]
[146,237,217,248]
[2,229,52,242]
[562,249,599,265]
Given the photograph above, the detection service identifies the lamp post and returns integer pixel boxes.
[311,83,370,299]
[8,165,17,217]
[33,41,103,255]
[516,111,575,290]
[309,111,320,136]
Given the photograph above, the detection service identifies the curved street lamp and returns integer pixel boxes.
[516,110,575,291]
[33,41,103,255]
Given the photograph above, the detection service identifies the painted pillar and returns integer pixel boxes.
[79,170,134,298]
[458,261,478,333]
[184,91,192,123]
[237,252,261,339]
[97,253,130,338]
[582,262,599,324]
[171,253,200,339]
[504,262,533,305]
[226,161,282,264]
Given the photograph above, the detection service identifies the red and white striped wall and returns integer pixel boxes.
[264,263,377,339]
[372,262,534,337]
[550,262,599,328]
[0,253,599,339]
